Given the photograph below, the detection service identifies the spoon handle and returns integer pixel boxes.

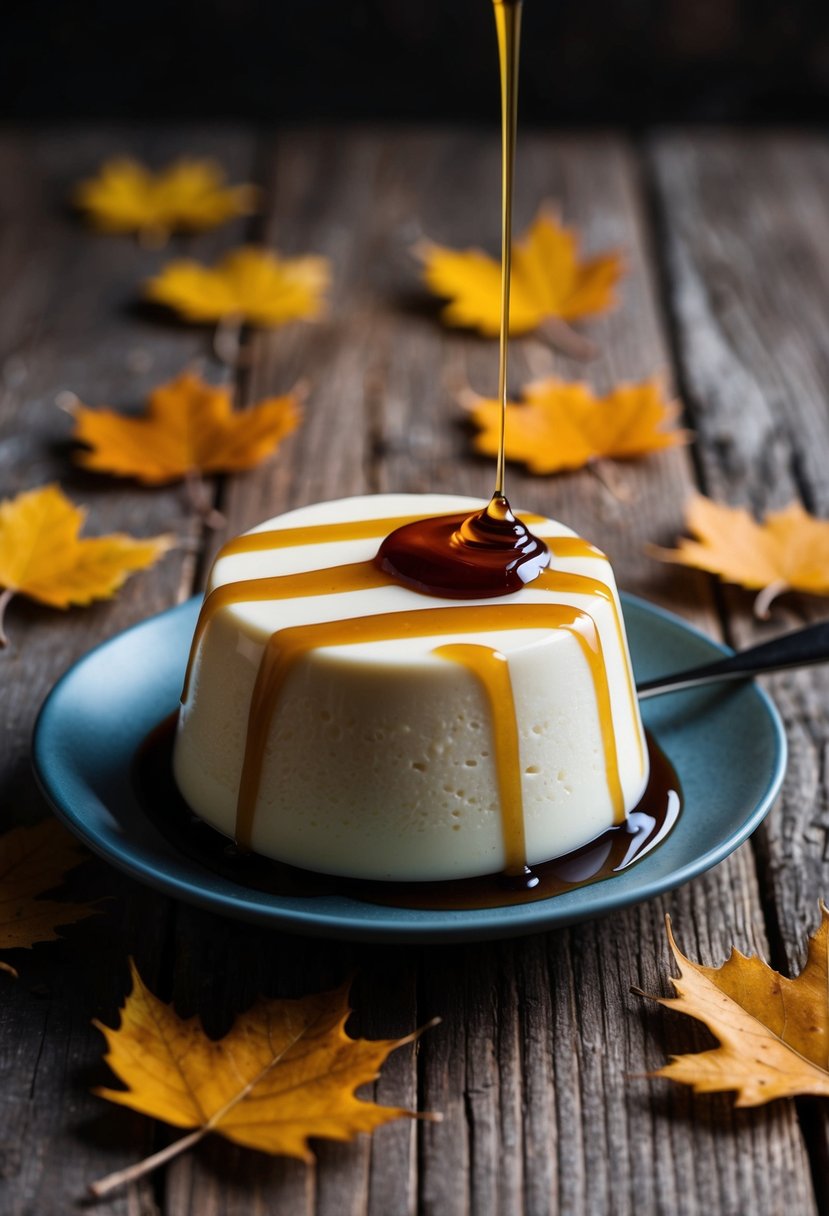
[636,620,829,700]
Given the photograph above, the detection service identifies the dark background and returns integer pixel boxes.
[3,0,829,125]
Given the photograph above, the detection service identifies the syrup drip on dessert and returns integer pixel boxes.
[218,512,461,560]
[376,498,549,599]
[233,599,623,856]
[367,0,554,879]
[431,643,527,875]
[180,520,617,707]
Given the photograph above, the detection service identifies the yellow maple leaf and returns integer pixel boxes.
[74,157,259,245]
[651,495,829,617]
[419,206,624,337]
[90,963,437,1197]
[0,821,96,977]
[0,484,173,647]
[640,908,829,1106]
[69,371,301,485]
[146,245,331,327]
[465,376,688,475]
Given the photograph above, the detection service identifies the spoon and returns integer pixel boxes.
[636,620,829,699]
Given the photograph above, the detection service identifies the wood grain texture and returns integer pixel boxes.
[0,126,822,1215]
[649,130,829,1209]
[0,125,257,1216]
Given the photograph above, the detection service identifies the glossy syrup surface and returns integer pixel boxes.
[139,717,680,911]
[376,496,550,598]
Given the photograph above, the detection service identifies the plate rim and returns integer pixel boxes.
[32,592,787,941]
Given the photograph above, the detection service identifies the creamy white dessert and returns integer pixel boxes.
[173,494,649,882]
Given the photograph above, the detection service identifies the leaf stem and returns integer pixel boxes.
[539,316,600,362]
[0,587,15,648]
[88,1127,206,1199]
[754,579,789,620]
[213,312,249,369]
[589,460,632,504]
[183,471,225,530]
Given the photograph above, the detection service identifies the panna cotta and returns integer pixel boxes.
[173,494,649,882]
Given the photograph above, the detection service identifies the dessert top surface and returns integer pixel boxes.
[204,494,618,661]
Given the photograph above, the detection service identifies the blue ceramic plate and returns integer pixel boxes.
[32,595,786,942]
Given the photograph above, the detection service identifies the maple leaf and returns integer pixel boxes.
[145,245,331,327]
[0,820,96,977]
[68,371,302,486]
[90,963,437,1197]
[74,157,258,245]
[419,206,624,339]
[639,909,829,1106]
[464,376,688,475]
[650,496,829,618]
[0,484,173,648]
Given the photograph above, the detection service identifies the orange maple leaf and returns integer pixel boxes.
[0,484,173,647]
[90,963,438,1197]
[419,206,624,338]
[650,495,829,617]
[465,376,688,475]
[68,371,302,486]
[146,245,331,327]
[74,157,258,245]
[0,821,97,977]
[638,909,829,1106]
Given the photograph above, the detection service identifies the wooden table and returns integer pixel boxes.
[1,126,828,1216]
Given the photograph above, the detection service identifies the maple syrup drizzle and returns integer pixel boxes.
[536,568,644,773]
[234,600,622,854]
[182,509,546,700]
[431,643,527,876]
[376,499,549,598]
[181,561,394,702]
[215,512,537,560]
[180,525,641,859]
[546,536,606,562]
[175,0,657,884]
[538,538,644,771]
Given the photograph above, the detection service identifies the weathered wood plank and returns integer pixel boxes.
[650,131,829,1208]
[165,128,815,1215]
[0,125,256,1215]
[0,125,821,1215]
